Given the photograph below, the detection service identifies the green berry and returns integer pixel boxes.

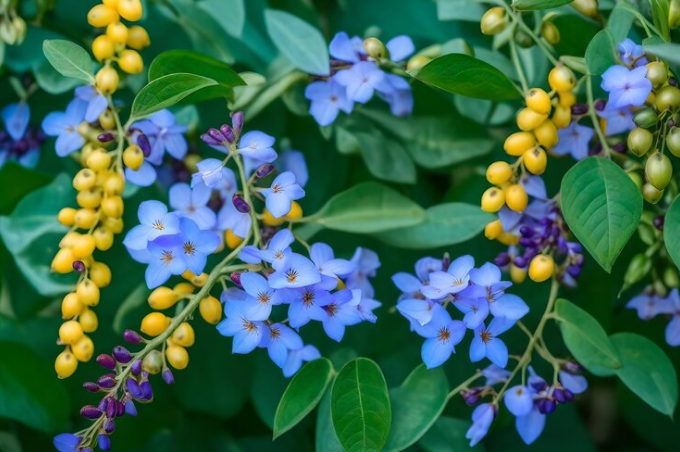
[645,152,673,190]
[627,127,653,156]
[667,127,680,157]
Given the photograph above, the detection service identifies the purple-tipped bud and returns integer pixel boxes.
[552,388,567,403]
[256,163,275,178]
[97,133,115,143]
[162,369,175,385]
[514,256,527,268]
[98,434,111,451]
[231,111,244,135]
[73,260,86,273]
[141,380,154,400]
[613,142,626,154]
[442,253,451,272]
[567,265,581,278]
[105,398,117,418]
[594,99,606,111]
[136,133,151,157]
[98,397,109,411]
[200,133,222,146]
[104,419,116,434]
[494,253,510,267]
[123,329,143,344]
[112,346,132,363]
[232,194,251,213]
[571,104,589,115]
[562,361,584,375]
[230,272,242,288]
[670,77,678,87]
[520,226,534,237]
[96,354,116,370]
[519,237,534,247]
[131,359,142,376]
[80,405,103,420]
[654,215,665,231]
[116,400,125,417]
[97,374,117,389]
[83,382,100,393]
[461,389,481,406]
[126,378,143,399]
[563,389,575,402]
[220,124,235,143]
[125,399,138,417]
[208,128,227,143]
[538,398,557,414]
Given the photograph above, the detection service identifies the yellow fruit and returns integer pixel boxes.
[533,120,558,148]
[262,208,285,226]
[106,22,128,45]
[225,229,244,250]
[117,0,143,21]
[77,188,103,209]
[510,264,527,283]
[123,144,144,170]
[406,55,431,71]
[166,345,189,370]
[526,88,552,115]
[86,149,112,171]
[59,320,84,345]
[484,219,503,240]
[60,232,79,248]
[73,168,97,191]
[140,312,171,336]
[93,227,114,251]
[103,0,119,7]
[481,187,506,213]
[126,25,150,50]
[523,148,548,175]
[528,255,555,282]
[182,270,208,287]
[172,322,195,347]
[58,207,76,226]
[90,262,112,287]
[285,201,304,220]
[486,161,513,185]
[101,196,124,218]
[92,35,116,62]
[517,107,548,131]
[551,105,571,129]
[148,287,180,310]
[55,350,78,379]
[497,232,520,246]
[75,208,98,229]
[52,248,76,274]
[79,308,99,333]
[117,49,143,74]
[504,132,536,156]
[72,335,95,362]
[62,293,83,319]
[173,282,194,296]
[77,279,100,306]
[99,109,116,130]
[548,66,576,92]
[71,234,96,259]
[103,173,125,196]
[559,91,576,108]
[103,217,124,234]
[199,296,222,324]
[88,4,119,28]
[96,66,119,94]
[504,184,528,212]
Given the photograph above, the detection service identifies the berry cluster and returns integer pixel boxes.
[0,102,44,169]
[0,0,26,46]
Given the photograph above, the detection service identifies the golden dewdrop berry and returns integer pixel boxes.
[71,234,96,259]
[74,208,98,229]
[123,144,144,170]
[72,336,95,362]
[59,320,84,345]
[73,168,97,191]
[88,4,119,28]
[510,264,527,284]
[62,292,83,319]
[541,22,560,45]
[103,173,125,196]
[96,66,119,94]
[480,7,506,35]
[262,208,285,226]
[86,150,112,171]
[285,201,304,220]
[79,308,99,333]
[90,262,112,287]
[497,232,519,246]
[77,188,103,209]
[99,110,116,130]
[117,0,144,21]
[363,37,388,60]
[559,91,576,108]
[126,25,150,50]
[406,55,431,72]
[106,22,128,45]
[148,287,180,310]
[528,255,555,282]
[646,61,668,88]
[166,345,189,370]
[172,322,196,347]
[118,49,144,74]
[481,187,506,213]
[225,229,244,250]
[486,161,513,185]
[484,219,503,240]
[551,105,571,129]
[94,227,114,251]
[55,350,78,379]
[173,282,194,296]
[523,148,548,175]
[548,66,576,92]
[101,196,124,219]
[505,184,528,212]
[199,296,222,324]
[627,128,653,157]
[182,270,208,287]
[526,88,552,115]
[141,312,171,336]
[667,128,680,158]
[143,350,163,374]
[504,132,536,157]
[52,248,76,274]
[517,108,548,131]
[103,217,124,234]
[58,207,76,226]
[77,279,100,306]
[533,120,558,148]
[92,35,116,62]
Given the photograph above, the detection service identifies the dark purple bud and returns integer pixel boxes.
[531,380,548,393]
[231,111,244,135]
[519,237,534,247]
[98,433,111,451]
[461,389,481,406]
[494,253,510,267]
[125,399,138,417]
[73,260,86,273]
[442,253,451,272]
[116,400,125,417]
[670,77,678,87]
[571,104,589,115]
[567,265,581,278]
[538,398,557,414]
[256,164,275,178]
[97,374,117,389]
[200,133,222,146]
[594,99,606,111]
[97,133,115,143]
[98,397,109,411]
[563,389,575,402]
[208,128,227,143]
[105,398,117,418]
[562,361,584,375]
[613,142,626,154]
[520,226,534,237]
[162,369,175,385]
[220,124,235,143]
[654,215,665,231]
[514,256,527,268]
[232,193,251,213]
[230,272,242,288]
[552,388,567,403]
[137,133,151,157]
[131,359,142,376]
[83,382,100,393]
[126,378,143,399]
[96,354,116,370]
[142,371,149,379]
[668,119,676,128]
[123,329,143,344]
[141,380,154,400]
[104,419,116,434]
[112,346,132,363]
[80,405,103,420]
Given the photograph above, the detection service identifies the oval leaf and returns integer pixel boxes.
[331,358,391,452]
[561,157,643,272]
[316,389,345,452]
[376,203,493,249]
[265,9,330,76]
[664,195,680,269]
[419,417,479,452]
[42,39,94,83]
[554,299,621,375]
[130,73,218,120]
[410,54,521,101]
[384,365,449,452]
[312,182,426,234]
[274,358,334,439]
[611,333,678,416]
[514,0,573,10]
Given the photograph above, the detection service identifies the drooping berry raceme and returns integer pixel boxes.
[0,103,44,169]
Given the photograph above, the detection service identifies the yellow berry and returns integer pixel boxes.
[79,308,99,333]
[285,201,303,220]
[484,219,503,240]
[481,187,506,213]
[199,296,222,325]
[72,335,95,362]
[497,232,520,246]
[126,25,150,50]
[74,208,98,229]
[60,232,79,248]
[71,234,96,259]
[90,262,112,288]
[117,0,143,21]
[99,109,116,130]
[504,132,536,156]
[225,229,244,250]
[182,270,208,287]
[486,161,513,185]
[143,350,163,374]
[103,0,119,7]
[77,188,103,209]
[533,120,559,149]
[517,107,548,131]
[406,55,431,72]
[77,279,100,307]
[101,196,124,218]
[58,207,77,226]
[526,88,552,115]
[93,227,114,251]
[173,282,194,296]
[106,22,128,45]
[103,217,124,234]
[166,345,189,370]
[117,49,143,74]
[510,264,527,283]
[62,292,83,319]
[103,173,125,196]
[96,66,119,94]
[559,91,576,108]
[528,255,555,282]
[551,105,571,129]
[59,320,84,345]
[92,35,116,62]
[148,287,180,310]
[88,4,119,28]
[73,168,97,191]
[523,148,548,175]
[86,149,112,171]
[504,184,528,212]
[262,208,285,226]
[52,248,76,273]
[123,144,144,170]
[55,350,78,379]
[140,312,171,336]
[172,322,195,347]
[548,66,576,92]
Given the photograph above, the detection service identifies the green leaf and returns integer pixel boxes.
[0,174,75,297]
[436,0,485,21]
[42,39,95,83]
[585,30,617,76]
[0,163,52,215]
[199,0,245,38]
[376,203,492,249]
[317,389,345,452]
[264,9,329,76]
[611,333,678,416]
[172,1,235,64]
[331,358,391,452]
[34,59,81,95]
[419,417,480,452]
[644,41,680,68]
[130,73,218,120]
[352,132,417,184]
[664,196,680,269]
[513,0,573,10]
[148,50,245,104]
[649,0,671,42]
[274,358,334,439]
[310,182,426,234]
[0,342,70,433]
[383,365,449,452]
[554,299,621,375]
[561,157,643,272]
[410,53,522,101]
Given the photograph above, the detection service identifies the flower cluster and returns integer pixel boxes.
[305,32,415,126]
[627,288,680,346]
[393,255,528,369]
[0,102,44,169]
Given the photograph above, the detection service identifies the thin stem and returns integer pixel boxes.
[234,154,262,247]
[509,36,529,93]
[586,75,612,157]
[447,371,484,401]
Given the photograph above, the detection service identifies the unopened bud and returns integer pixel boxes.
[80,405,103,420]
[256,164,275,178]
[112,345,132,363]
[363,37,388,60]
[481,7,507,35]
[136,133,151,157]
[230,272,242,288]
[162,369,175,385]
[220,124,235,143]
[232,194,251,213]
[231,111,244,136]
[97,133,115,143]
[123,329,143,344]
[96,354,116,370]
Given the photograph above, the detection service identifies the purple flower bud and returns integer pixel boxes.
[670,77,678,87]
[514,256,527,268]
[97,133,115,143]
[519,237,534,247]
[461,389,481,406]
[112,346,132,363]
[519,226,534,237]
[654,215,665,231]
[162,369,175,385]
[563,389,575,402]
[80,405,103,420]
[131,359,142,376]
[125,399,138,417]
[613,142,626,154]
[200,133,222,146]
[116,400,125,417]
[232,193,251,213]
[104,419,116,434]
[538,398,557,414]
[83,382,100,393]
[96,354,116,370]
[98,397,109,411]
[123,329,143,344]
[552,388,567,403]
[220,124,235,143]
[137,133,151,157]
[231,111,244,136]
[208,128,227,143]
[126,378,143,399]
[73,260,86,273]
[97,374,117,389]
[494,253,510,267]
[141,380,154,400]
[571,104,589,115]
[105,398,117,418]
[442,253,451,272]
[594,99,606,111]
[256,164,275,178]
[98,433,111,451]
[230,272,242,288]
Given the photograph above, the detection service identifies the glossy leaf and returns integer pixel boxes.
[644,40,680,68]
[664,196,680,269]
[585,30,617,76]
[561,157,643,272]
[331,358,391,452]
[310,182,426,234]
[274,358,334,439]
[42,39,94,83]
[419,417,479,452]
[514,0,573,10]
[34,60,81,95]
[265,9,329,76]
[611,333,678,416]
[317,389,345,452]
[352,132,417,184]
[554,299,621,375]
[383,365,449,452]
[130,73,218,120]
[376,203,492,249]
[199,0,245,38]
[410,53,522,101]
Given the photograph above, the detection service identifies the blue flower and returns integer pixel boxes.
[3,102,30,140]
[287,283,333,328]
[393,257,442,300]
[397,297,436,328]
[386,35,415,62]
[53,433,80,452]
[145,235,186,289]
[268,253,321,289]
[422,255,475,300]
[626,291,673,320]
[356,292,381,323]
[329,31,365,63]
[504,385,534,417]
[559,370,588,394]
[0,102,41,169]
[466,403,495,447]
[42,98,87,156]
[132,109,188,162]
[552,122,594,160]
[124,200,180,251]
[283,344,321,377]
[378,74,414,117]
[169,182,216,230]
[470,317,513,368]
[240,271,284,319]
[237,130,277,162]
[316,289,361,342]
[74,85,107,123]
[175,217,220,275]
[346,247,381,298]
[217,197,251,239]
[664,289,680,346]
[482,364,510,385]
[619,38,647,66]
[277,150,309,188]
[125,159,158,187]
[516,403,546,445]
[240,229,294,269]
[597,103,635,136]
[601,65,652,109]
[192,158,225,189]
[305,79,354,126]
[217,300,267,353]
[334,61,386,104]
[415,304,466,369]
[260,323,304,368]
[310,242,355,287]
[262,171,305,218]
